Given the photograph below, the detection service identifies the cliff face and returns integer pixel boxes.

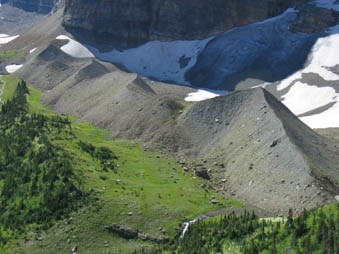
[3,0,59,13]
[63,0,306,49]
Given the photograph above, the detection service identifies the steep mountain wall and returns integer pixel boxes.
[2,0,59,13]
[62,0,306,48]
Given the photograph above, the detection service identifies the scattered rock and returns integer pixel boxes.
[270,139,280,148]
[210,199,219,204]
[103,225,169,243]
[104,224,138,239]
[218,163,225,168]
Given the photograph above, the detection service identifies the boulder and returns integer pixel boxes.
[195,168,210,180]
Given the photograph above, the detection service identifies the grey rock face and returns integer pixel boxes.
[62,0,306,49]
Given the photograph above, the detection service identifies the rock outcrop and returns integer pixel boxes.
[104,224,169,243]
[62,0,306,49]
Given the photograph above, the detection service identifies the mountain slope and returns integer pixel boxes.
[0,75,239,254]
[2,0,338,214]
[177,88,338,212]
[16,45,339,212]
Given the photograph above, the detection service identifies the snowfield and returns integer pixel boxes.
[89,8,304,88]
[278,32,339,91]
[281,82,338,116]
[278,26,339,129]
[5,64,23,73]
[56,35,94,58]
[89,38,212,85]
[277,23,339,128]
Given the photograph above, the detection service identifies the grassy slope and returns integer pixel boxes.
[0,75,244,253]
[0,49,24,62]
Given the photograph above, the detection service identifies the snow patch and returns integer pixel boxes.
[185,89,227,102]
[278,33,339,91]
[275,24,339,129]
[29,47,37,54]
[56,35,94,58]
[281,82,337,115]
[251,82,271,89]
[5,64,23,73]
[89,38,212,85]
[314,0,339,11]
[0,35,19,44]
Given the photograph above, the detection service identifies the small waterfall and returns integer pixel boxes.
[179,215,209,239]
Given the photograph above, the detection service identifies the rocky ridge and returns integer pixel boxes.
[14,41,339,213]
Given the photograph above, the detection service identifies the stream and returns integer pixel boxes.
[179,204,272,239]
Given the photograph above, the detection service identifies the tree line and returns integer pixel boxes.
[134,203,339,254]
[0,81,87,246]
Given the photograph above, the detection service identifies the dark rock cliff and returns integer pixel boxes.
[2,0,59,13]
[62,0,307,49]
